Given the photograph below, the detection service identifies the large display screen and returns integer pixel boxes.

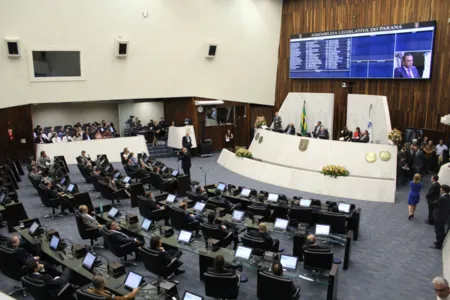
[289,21,436,79]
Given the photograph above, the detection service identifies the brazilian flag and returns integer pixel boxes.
[300,101,307,136]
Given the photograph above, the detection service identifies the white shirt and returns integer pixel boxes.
[437,295,450,300]
[52,137,62,143]
[62,136,73,143]
[436,144,448,156]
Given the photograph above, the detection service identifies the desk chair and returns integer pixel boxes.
[76,289,108,300]
[0,245,27,297]
[150,172,172,193]
[37,184,63,219]
[74,210,102,248]
[140,247,183,279]
[288,207,313,225]
[204,272,240,300]
[318,212,347,234]
[247,205,272,222]
[167,205,199,232]
[272,205,288,220]
[100,228,137,265]
[91,176,103,197]
[97,182,124,207]
[77,164,92,183]
[257,271,300,300]
[137,195,165,223]
[301,249,334,281]
[241,234,266,256]
[200,223,233,248]
[22,276,74,300]
[123,164,139,183]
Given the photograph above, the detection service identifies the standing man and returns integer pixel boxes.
[273,111,283,132]
[178,147,191,179]
[413,144,425,175]
[426,175,441,225]
[430,185,450,250]
[432,277,450,300]
[182,132,192,151]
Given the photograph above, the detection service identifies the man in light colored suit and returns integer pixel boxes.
[79,205,102,230]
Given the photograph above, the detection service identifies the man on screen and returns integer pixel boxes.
[394,52,420,78]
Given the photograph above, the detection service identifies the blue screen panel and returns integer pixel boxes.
[368,61,394,78]
[350,62,369,78]
[351,34,395,61]
[395,31,434,52]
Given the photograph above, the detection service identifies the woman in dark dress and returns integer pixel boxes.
[408,173,422,220]
[225,129,234,151]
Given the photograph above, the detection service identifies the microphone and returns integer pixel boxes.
[39,224,49,241]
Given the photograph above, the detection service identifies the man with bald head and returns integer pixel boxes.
[433,277,450,300]
[283,122,296,135]
[247,223,281,252]
[88,274,139,299]
[79,205,102,230]
[303,234,330,251]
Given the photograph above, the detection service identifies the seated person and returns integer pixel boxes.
[25,257,76,297]
[317,127,329,139]
[312,121,323,137]
[37,151,51,170]
[247,223,281,252]
[125,157,149,178]
[283,123,296,135]
[195,186,209,201]
[207,255,236,275]
[272,261,299,296]
[303,234,330,251]
[360,130,370,143]
[79,205,102,230]
[207,189,242,213]
[102,129,112,139]
[28,167,43,183]
[105,220,145,247]
[149,236,185,275]
[51,133,62,143]
[94,130,103,139]
[352,127,361,142]
[42,180,74,214]
[8,235,60,278]
[179,201,202,235]
[129,152,138,165]
[122,147,130,162]
[146,192,170,225]
[153,166,175,182]
[340,127,352,141]
[248,194,272,220]
[88,274,139,300]
[105,176,130,198]
[90,167,103,182]
[79,150,93,167]
[206,211,238,250]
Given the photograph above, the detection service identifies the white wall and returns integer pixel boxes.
[31,102,119,129]
[118,101,164,136]
[276,93,335,139]
[0,0,283,108]
[346,94,392,144]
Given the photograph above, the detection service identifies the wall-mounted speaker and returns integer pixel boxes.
[115,39,129,58]
[5,37,20,57]
[205,43,218,58]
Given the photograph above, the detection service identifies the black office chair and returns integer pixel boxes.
[204,272,240,299]
[76,289,108,300]
[259,190,268,197]
[272,205,288,220]
[139,247,183,279]
[0,245,27,297]
[74,210,102,247]
[167,205,199,232]
[318,211,347,234]
[120,152,127,165]
[288,207,313,225]
[241,233,266,256]
[28,174,41,191]
[137,195,165,223]
[247,205,272,222]
[200,223,233,248]
[301,249,334,281]
[257,271,300,300]
[97,182,124,207]
[186,191,207,203]
[100,227,137,264]
[77,164,93,183]
[37,184,63,219]
[123,164,140,183]
[150,172,172,193]
[22,276,74,300]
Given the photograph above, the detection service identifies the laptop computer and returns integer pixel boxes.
[267,193,279,203]
[49,235,60,251]
[338,203,351,213]
[240,188,251,198]
[234,245,252,261]
[274,218,289,231]
[113,171,121,179]
[108,207,119,219]
[66,184,75,193]
[177,230,194,244]
[81,252,97,272]
[140,218,152,232]
[231,210,245,222]
[123,271,146,291]
[217,182,226,192]
[28,222,40,236]
[122,176,131,184]
[315,224,330,236]
[166,194,176,204]
[182,291,204,300]
[193,202,205,213]
[280,254,298,271]
[300,199,311,208]
[171,170,179,177]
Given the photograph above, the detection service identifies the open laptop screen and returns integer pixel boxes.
[280,255,298,270]
[235,246,252,260]
[315,224,330,236]
[232,210,245,222]
[124,271,143,289]
[300,199,311,207]
[166,194,176,203]
[194,202,205,212]
[49,235,60,251]
[178,230,193,244]
[267,193,279,202]
[217,183,226,192]
[141,219,152,231]
[274,218,289,231]
[82,252,97,271]
[67,184,75,193]
[240,188,251,197]
[183,291,204,300]
[338,203,351,213]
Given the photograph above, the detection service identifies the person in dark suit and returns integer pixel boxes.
[430,185,450,249]
[79,205,102,230]
[360,130,370,143]
[106,221,144,247]
[312,121,322,137]
[272,261,298,296]
[145,192,169,225]
[208,189,242,213]
[195,186,209,201]
[149,236,185,275]
[340,127,352,141]
[207,211,238,249]
[283,123,296,135]
[317,127,329,139]
[247,223,281,252]
[178,147,191,179]
[182,132,192,151]
[425,175,441,225]
[248,194,271,220]
[25,257,75,297]
[42,180,74,214]
[413,144,425,175]
[303,234,330,251]
[207,255,236,275]
[394,53,421,78]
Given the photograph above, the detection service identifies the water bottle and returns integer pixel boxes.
[100,203,103,215]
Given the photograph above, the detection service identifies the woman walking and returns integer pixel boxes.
[408,173,422,220]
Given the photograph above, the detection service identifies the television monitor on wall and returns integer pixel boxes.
[289,21,436,79]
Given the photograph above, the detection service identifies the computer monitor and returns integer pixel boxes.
[60,177,66,185]
[234,246,252,260]
[67,184,75,193]
[274,218,289,231]
[193,202,205,212]
[82,252,97,271]
[217,182,226,192]
[28,222,40,236]
[49,235,60,251]
[171,170,179,177]
[338,203,351,213]
[280,255,298,270]
[240,188,251,197]
[141,218,152,231]
[122,176,131,184]
[113,171,121,179]
[315,224,330,236]
[267,193,279,202]
[108,207,119,218]
[177,230,193,244]
[300,199,311,208]
[182,291,204,300]
[231,210,245,222]
[123,271,144,290]
[166,194,176,203]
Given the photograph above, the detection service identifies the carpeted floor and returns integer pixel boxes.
[0,152,443,300]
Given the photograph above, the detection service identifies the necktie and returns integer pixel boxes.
[407,69,412,78]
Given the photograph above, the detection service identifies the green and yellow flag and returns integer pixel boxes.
[300,101,307,135]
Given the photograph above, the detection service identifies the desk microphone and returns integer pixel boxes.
[95,252,111,272]
[39,224,49,241]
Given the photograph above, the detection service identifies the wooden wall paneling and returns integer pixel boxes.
[277,0,450,140]
[4,105,34,163]
[204,125,235,151]
[250,105,275,127]
[0,109,9,164]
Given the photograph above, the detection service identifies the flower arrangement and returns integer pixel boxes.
[254,116,267,128]
[321,165,350,178]
[236,148,253,159]
[388,128,402,144]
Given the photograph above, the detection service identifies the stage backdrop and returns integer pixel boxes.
[275,93,334,139]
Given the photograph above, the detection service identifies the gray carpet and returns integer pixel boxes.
[0,152,443,300]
